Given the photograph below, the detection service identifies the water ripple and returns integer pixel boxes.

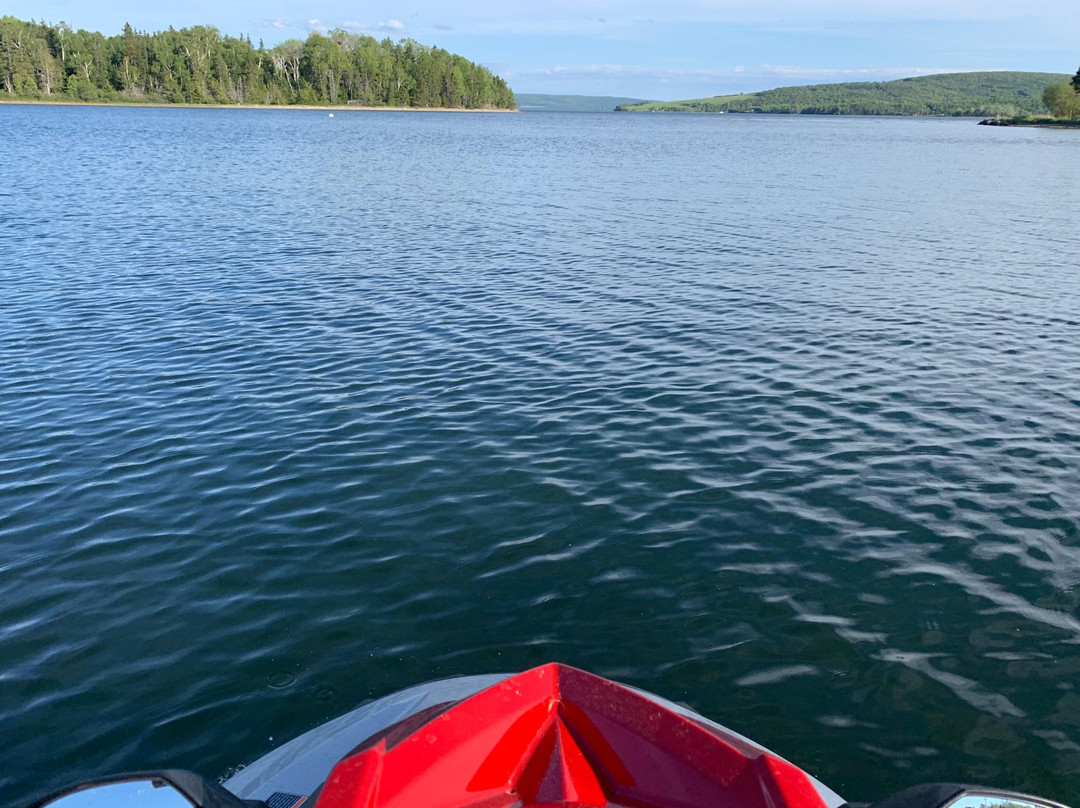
[1,108,1079,805]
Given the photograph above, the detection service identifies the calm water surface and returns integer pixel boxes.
[2,106,1079,805]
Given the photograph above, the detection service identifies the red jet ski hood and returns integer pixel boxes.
[314,663,830,808]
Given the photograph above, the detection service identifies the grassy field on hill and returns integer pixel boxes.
[616,72,1069,117]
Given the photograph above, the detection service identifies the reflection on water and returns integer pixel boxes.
[0,107,1078,807]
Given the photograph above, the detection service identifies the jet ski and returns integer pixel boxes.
[23,663,1071,808]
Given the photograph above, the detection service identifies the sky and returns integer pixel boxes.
[8,0,1080,100]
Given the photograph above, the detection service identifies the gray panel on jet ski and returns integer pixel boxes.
[224,674,511,801]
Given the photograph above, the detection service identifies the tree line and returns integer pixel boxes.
[618,72,1070,117]
[1042,69,1080,119]
[0,16,516,109]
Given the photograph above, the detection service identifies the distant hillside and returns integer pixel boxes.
[616,72,1069,117]
[516,94,651,112]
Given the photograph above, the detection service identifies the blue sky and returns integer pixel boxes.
[9,0,1080,99]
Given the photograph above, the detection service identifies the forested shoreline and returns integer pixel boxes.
[617,72,1071,117]
[0,16,516,109]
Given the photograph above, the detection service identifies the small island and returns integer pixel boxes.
[0,16,516,110]
[615,71,1074,119]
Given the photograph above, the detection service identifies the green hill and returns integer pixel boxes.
[616,72,1070,117]
[515,94,651,112]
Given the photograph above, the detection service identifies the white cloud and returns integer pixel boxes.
[336,18,406,34]
[519,62,981,93]
[265,18,287,30]
[511,59,1004,100]
[359,0,1080,36]
[749,64,973,79]
[533,63,976,79]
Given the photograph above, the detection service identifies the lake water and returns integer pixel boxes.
[2,105,1079,806]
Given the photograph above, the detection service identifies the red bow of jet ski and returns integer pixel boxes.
[25,663,1071,808]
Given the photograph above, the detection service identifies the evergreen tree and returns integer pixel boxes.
[0,15,516,109]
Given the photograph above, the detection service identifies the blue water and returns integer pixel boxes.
[2,105,1079,806]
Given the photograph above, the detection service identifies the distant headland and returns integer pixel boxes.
[0,16,516,111]
[515,94,652,113]
[615,72,1072,118]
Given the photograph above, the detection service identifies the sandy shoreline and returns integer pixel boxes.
[0,99,518,113]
